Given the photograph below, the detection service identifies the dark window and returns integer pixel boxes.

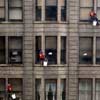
[8,0,23,21]
[96,79,100,100]
[8,37,22,64]
[35,79,41,100]
[0,79,6,100]
[79,79,92,100]
[8,78,23,100]
[45,0,57,21]
[35,36,41,64]
[45,80,57,100]
[61,79,66,100]
[61,0,66,21]
[79,37,93,64]
[61,36,66,64]
[0,0,5,21]
[36,0,42,21]
[45,37,57,64]
[96,37,100,64]
[0,37,5,64]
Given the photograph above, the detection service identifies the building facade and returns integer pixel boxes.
[0,0,100,100]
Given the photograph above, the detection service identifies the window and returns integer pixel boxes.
[80,0,100,21]
[8,78,23,100]
[45,80,57,100]
[35,0,67,21]
[96,79,100,100]
[61,0,66,21]
[0,37,5,64]
[96,37,100,64]
[45,36,57,64]
[0,79,6,100]
[80,0,93,21]
[8,0,23,21]
[8,37,23,64]
[61,79,66,100]
[79,37,93,64]
[45,0,57,21]
[79,79,92,100]
[0,0,5,21]
[61,36,66,64]
[35,0,42,21]
[35,79,41,100]
[35,36,41,64]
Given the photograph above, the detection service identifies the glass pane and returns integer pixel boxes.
[96,80,100,91]
[8,79,22,91]
[9,37,22,49]
[79,79,92,100]
[97,0,100,7]
[46,0,57,6]
[97,9,100,20]
[96,92,100,100]
[0,8,5,19]
[45,80,57,100]
[0,0,4,7]
[0,37,5,64]
[61,79,66,100]
[9,0,22,7]
[79,37,93,64]
[96,37,100,64]
[80,8,91,20]
[80,0,93,7]
[0,79,5,91]
[35,79,41,100]
[9,9,22,20]
[35,36,41,64]
[36,6,41,21]
[45,37,57,64]
[61,37,66,64]
[36,0,42,6]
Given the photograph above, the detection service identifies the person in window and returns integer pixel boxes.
[89,10,99,26]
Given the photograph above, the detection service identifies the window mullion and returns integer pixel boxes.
[42,0,45,21]
[94,0,97,13]
[6,36,8,64]
[93,36,96,65]
[5,0,8,21]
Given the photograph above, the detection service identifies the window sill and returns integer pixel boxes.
[33,21,68,24]
[79,64,100,67]
[34,64,67,67]
[0,64,23,67]
[0,21,24,24]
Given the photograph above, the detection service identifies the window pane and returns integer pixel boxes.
[46,0,57,6]
[79,37,93,64]
[61,37,66,64]
[0,79,6,100]
[35,79,41,100]
[96,37,100,64]
[61,79,66,100]
[96,80,100,100]
[80,8,91,20]
[97,9,100,20]
[61,0,66,21]
[9,0,22,7]
[9,9,22,20]
[45,37,57,64]
[8,37,22,64]
[97,0,100,7]
[0,0,4,7]
[35,36,41,64]
[79,79,92,100]
[45,80,57,100]
[8,78,23,100]
[36,0,42,6]
[45,0,57,21]
[0,37,5,64]
[80,0,93,7]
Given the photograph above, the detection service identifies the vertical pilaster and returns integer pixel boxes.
[23,0,33,100]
